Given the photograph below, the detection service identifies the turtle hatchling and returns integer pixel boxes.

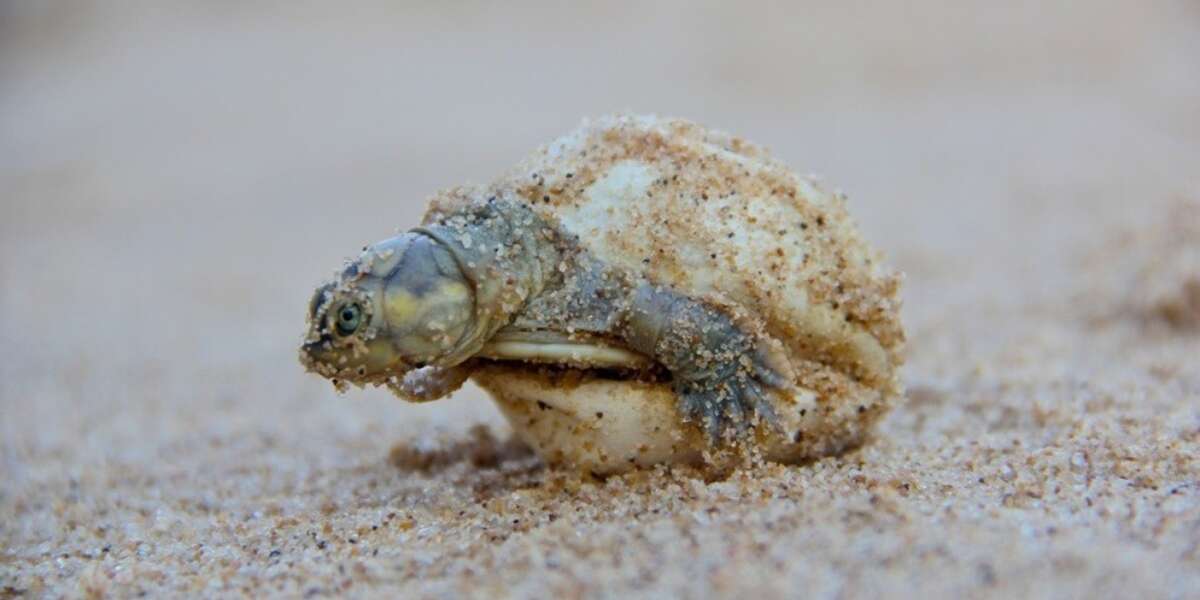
[301,115,905,473]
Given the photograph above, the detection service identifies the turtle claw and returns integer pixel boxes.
[675,356,787,444]
[724,386,751,438]
[676,384,719,442]
[752,358,790,390]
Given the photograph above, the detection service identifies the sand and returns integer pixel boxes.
[2,2,1199,598]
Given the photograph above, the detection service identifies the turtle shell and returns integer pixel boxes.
[426,115,905,468]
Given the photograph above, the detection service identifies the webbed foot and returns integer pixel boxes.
[623,283,790,444]
[674,348,786,444]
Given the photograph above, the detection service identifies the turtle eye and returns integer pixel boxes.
[335,303,363,336]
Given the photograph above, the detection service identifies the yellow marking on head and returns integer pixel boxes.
[384,287,423,326]
[385,280,471,328]
[433,280,471,304]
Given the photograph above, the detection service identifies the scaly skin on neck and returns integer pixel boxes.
[403,197,563,370]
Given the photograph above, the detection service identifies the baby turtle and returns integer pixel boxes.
[301,115,904,452]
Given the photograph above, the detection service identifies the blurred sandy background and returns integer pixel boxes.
[3,1,1199,597]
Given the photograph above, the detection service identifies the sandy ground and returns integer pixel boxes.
[2,2,1200,598]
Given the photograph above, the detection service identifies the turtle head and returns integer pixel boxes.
[300,233,475,391]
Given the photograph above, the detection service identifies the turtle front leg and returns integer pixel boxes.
[386,363,475,402]
[621,283,789,443]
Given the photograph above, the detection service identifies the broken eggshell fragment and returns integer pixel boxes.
[474,364,879,475]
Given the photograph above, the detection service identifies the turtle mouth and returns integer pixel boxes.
[299,333,346,376]
[299,334,332,368]
[299,336,415,388]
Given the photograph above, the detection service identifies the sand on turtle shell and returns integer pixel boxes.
[2,2,1199,598]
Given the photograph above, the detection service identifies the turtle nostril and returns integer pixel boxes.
[309,284,334,320]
